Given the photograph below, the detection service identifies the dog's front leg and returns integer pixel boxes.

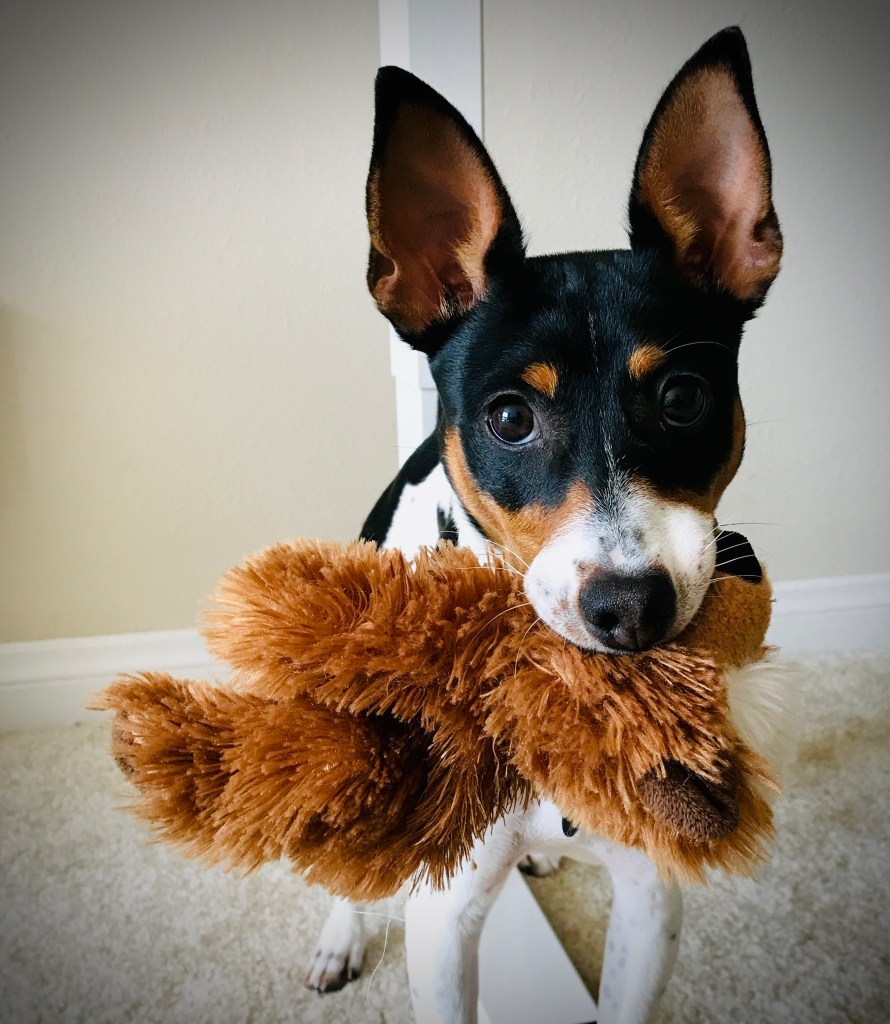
[304,897,367,991]
[596,845,683,1024]
[405,820,523,1024]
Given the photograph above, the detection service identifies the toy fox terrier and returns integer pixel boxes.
[306,26,784,1024]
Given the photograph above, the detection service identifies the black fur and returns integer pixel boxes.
[363,28,778,547]
[429,250,747,512]
[360,434,439,543]
[436,506,459,545]
[715,530,763,584]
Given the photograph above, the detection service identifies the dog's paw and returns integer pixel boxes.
[638,758,740,842]
[304,901,366,992]
[517,852,562,878]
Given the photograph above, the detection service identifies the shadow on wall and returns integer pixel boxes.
[0,303,143,642]
[1,303,38,514]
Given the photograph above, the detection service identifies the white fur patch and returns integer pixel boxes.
[383,463,454,557]
[725,656,803,787]
[523,483,716,650]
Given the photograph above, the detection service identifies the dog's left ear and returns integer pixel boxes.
[629,27,782,305]
[366,67,524,351]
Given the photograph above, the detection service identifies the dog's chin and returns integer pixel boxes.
[528,609,640,654]
[549,623,669,655]
[540,616,611,653]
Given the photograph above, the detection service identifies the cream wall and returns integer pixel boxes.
[483,0,890,583]
[1,0,396,642]
[3,1,888,644]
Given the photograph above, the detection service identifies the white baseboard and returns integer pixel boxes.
[2,572,888,733]
[0,630,221,733]
[767,572,890,654]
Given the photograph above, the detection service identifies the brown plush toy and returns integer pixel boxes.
[95,533,783,901]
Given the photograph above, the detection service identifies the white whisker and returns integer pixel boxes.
[362,914,393,1017]
[470,601,534,642]
[705,574,759,586]
[706,538,755,558]
[513,616,543,682]
[353,909,405,922]
[345,909,406,1021]
[710,551,759,569]
[488,541,531,572]
[716,520,786,530]
[703,533,739,554]
[664,339,731,354]
[444,563,525,580]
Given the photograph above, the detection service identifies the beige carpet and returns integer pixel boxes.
[1,652,889,1023]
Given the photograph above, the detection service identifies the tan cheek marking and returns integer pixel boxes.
[442,429,593,566]
[521,362,559,398]
[628,345,668,380]
[710,399,747,507]
[651,399,746,514]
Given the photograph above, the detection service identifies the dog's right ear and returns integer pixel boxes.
[628,28,782,306]
[366,68,524,352]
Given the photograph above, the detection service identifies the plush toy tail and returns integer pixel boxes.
[96,674,406,869]
[94,673,520,900]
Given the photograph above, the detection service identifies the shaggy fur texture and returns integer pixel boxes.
[96,539,777,901]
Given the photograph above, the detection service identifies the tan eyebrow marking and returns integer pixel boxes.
[628,344,668,380]
[521,362,559,397]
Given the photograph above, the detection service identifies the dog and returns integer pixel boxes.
[305,26,784,1024]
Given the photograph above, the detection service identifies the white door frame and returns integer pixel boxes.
[378,0,483,464]
[376,5,599,1021]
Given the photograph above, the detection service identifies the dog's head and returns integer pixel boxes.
[366,27,782,652]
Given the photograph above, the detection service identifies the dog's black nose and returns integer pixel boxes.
[579,570,676,652]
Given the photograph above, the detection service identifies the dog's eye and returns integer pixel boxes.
[487,398,539,444]
[660,375,711,428]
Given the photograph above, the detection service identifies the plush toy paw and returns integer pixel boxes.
[638,758,740,842]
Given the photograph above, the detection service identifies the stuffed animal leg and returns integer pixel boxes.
[101,673,491,895]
